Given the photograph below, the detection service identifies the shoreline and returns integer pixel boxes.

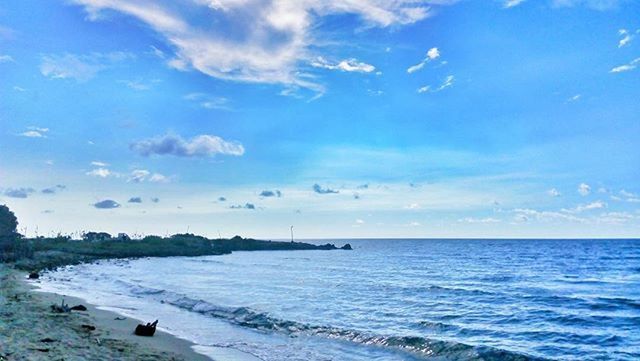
[0,264,212,361]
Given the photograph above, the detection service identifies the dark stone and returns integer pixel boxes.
[28,272,39,279]
[40,338,56,343]
[81,324,96,331]
[341,243,353,250]
[71,305,87,311]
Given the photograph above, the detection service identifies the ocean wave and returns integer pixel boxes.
[154,291,546,360]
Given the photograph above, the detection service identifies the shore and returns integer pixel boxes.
[0,264,212,361]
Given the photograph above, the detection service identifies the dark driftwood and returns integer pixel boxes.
[134,320,158,336]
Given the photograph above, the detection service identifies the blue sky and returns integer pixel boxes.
[1,0,639,239]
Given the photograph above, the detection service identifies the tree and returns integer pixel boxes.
[0,204,18,238]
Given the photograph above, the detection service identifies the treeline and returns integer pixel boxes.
[0,205,351,271]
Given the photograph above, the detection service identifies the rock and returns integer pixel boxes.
[28,272,39,279]
[70,305,87,311]
[341,243,353,250]
[40,338,56,343]
[81,324,96,331]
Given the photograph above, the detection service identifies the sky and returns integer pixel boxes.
[1,0,639,239]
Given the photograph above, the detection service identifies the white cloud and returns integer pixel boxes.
[563,200,606,213]
[551,0,627,10]
[128,169,151,183]
[404,203,421,210]
[86,168,113,178]
[513,208,584,223]
[13,86,26,92]
[19,126,49,138]
[20,130,45,138]
[618,29,634,48]
[310,57,375,73]
[611,58,640,73]
[149,173,170,183]
[184,93,230,110]
[548,188,561,197]
[40,52,134,82]
[91,161,109,167]
[71,0,436,95]
[459,217,500,223]
[504,0,526,8]
[567,94,581,102]
[355,219,365,224]
[597,212,636,224]
[120,79,151,90]
[578,182,591,196]
[407,47,440,74]
[131,133,244,158]
[437,75,455,91]
[0,55,14,63]
[419,75,454,93]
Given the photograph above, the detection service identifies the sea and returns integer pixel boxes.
[36,239,640,360]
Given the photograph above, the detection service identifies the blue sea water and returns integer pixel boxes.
[36,239,640,360]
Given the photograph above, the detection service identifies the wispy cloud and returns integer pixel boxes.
[0,54,14,63]
[40,52,134,82]
[128,170,169,183]
[459,217,501,223]
[19,126,49,138]
[610,58,640,73]
[504,0,526,8]
[418,75,454,93]
[131,134,244,158]
[41,185,66,195]
[551,0,628,11]
[3,187,35,199]
[183,93,230,110]
[128,196,143,203]
[548,188,561,197]
[618,29,635,48]
[70,0,435,95]
[562,200,606,213]
[310,57,375,73]
[86,168,114,178]
[407,47,440,74]
[91,161,109,167]
[578,183,591,196]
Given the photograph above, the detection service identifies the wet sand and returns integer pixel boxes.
[0,264,212,361]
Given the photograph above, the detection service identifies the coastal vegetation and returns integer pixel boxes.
[0,204,351,272]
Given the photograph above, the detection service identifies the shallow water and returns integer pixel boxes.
[38,239,640,360]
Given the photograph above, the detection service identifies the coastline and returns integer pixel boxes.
[0,264,212,361]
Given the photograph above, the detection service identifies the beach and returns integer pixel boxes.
[0,264,211,361]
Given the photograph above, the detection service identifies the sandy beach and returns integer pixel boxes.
[0,264,211,361]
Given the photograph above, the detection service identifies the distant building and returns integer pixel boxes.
[115,233,131,242]
[83,231,112,242]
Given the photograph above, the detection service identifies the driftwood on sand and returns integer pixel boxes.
[134,320,158,337]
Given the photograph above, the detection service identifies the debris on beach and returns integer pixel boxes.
[71,304,87,311]
[82,324,96,331]
[134,320,158,336]
[50,298,70,313]
[28,272,40,279]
